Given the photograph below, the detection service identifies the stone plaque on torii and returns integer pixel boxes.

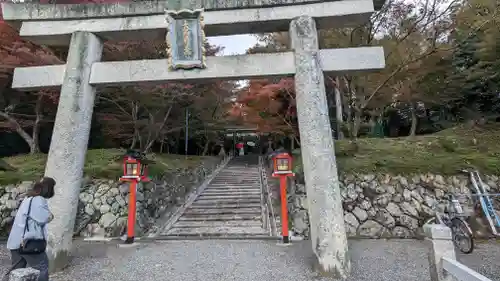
[164,8,207,70]
[1,0,386,278]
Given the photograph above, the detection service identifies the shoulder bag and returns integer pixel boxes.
[18,197,47,255]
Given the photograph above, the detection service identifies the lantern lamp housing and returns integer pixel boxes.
[120,150,152,181]
[273,153,293,175]
[122,156,140,178]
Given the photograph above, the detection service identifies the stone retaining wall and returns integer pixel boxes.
[0,156,224,238]
[288,173,500,239]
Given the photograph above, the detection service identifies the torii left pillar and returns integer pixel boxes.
[43,31,103,272]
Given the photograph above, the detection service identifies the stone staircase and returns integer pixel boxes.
[159,155,273,238]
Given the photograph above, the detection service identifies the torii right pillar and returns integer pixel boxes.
[290,16,350,278]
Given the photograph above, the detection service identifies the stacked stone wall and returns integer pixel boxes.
[0,157,223,238]
[287,173,500,238]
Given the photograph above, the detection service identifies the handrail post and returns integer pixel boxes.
[424,224,456,281]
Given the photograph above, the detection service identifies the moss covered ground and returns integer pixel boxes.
[0,148,211,185]
[292,123,500,176]
[2,124,500,185]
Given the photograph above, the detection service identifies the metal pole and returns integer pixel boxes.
[185,107,189,157]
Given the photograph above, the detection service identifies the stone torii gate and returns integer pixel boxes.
[1,0,385,278]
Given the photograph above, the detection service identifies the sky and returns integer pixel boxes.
[207,34,259,88]
[207,34,259,55]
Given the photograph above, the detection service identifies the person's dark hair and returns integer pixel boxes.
[26,177,56,199]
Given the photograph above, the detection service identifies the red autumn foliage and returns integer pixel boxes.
[0,0,234,153]
[0,5,62,79]
[0,0,133,79]
[0,0,132,151]
[229,78,298,135]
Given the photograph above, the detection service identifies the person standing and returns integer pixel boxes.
[5,177,56,281]
[236,142,244,156]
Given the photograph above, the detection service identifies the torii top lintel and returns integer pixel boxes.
[1,0,385,21]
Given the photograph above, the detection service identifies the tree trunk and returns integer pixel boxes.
[409,103,418,137]
[160,138,164,153]
[368,116,376,136]
[334,77,344,140]
[346,106,353,137]
[0,111,38,153]
[351,108,362,138]
[202,140,210,156]
[131,102,141,149]
[130,135,137,149]
[143,106,173,152]
[31,95,44,154]
[342,76,354,138]
[138,131,143,149]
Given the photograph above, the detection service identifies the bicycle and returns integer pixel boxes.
[424,193,474,254]
[461,169,500,237]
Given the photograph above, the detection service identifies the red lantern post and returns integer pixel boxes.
[119,151,150,244]
[272,152,295,244]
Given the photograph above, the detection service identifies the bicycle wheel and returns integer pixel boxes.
[450,217,474,254]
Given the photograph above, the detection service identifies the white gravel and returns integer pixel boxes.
[1,239,499,281]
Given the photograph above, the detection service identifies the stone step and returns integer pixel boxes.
[217,171,259,173]
[165,226,268,236]
[213,180,260,183]
[208,183,260,189]
[215,173,260,176]
[204,187,261,191]
[216,174,259,176]
[214,173,259,175]
[156,234,277,240]
[224,165,257,167]
[194,198,261,204]
[198,194,261,200]
[184,208,262,215]
[206,187,260,191]
[216,173,258,176]
[209,181,259,184]
[210,181,260,185]
[172,220,262,228]
[192,198,262,204]
[202,190,261,195]
[219,169,258,171]
[157,161,267,238]
[209,184,260,187]
[201,191,261,196]
[190,203,262,209]
[219,173,259,175]
[207,184,260,187]
[214,178,259,181]
[212,178,260,182]
[207,185,259,188]
[178,214,262,221]
[220,169,259,172]
[191,202,262,208]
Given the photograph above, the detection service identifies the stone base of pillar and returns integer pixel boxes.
[311,255,348,277]
[47,250,71,274]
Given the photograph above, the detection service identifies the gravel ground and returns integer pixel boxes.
[0,239,498,281]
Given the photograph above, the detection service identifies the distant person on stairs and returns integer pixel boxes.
[236,142,244,156]
[4,177,56,281]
